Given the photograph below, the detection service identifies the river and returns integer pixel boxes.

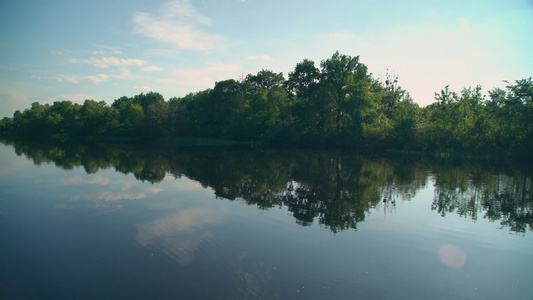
[0,139,531,299]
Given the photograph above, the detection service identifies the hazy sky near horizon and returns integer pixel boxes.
[1,0,532,117]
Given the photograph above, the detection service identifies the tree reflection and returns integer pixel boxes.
[2,137,532,234]
[432,163,533,234]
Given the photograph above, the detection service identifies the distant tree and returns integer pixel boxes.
[287,59,325,137]
[132,92,165,110]
[80,100,108,135]
[207,79,247,139]
[435,85,459,106]
[245,69,285,91]
[505,77,533,142]
[122,103,145,136]
[319,51,372,138]
[0,51,530,155]
[390,95,419,146]
[0,117,13,133]
[243,70,289,140]
[380,72,406,119]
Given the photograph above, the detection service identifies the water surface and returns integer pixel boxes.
[0,139,531,299]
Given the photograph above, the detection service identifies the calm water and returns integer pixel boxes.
[0,139,532,300]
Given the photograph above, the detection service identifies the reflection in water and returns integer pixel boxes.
[1,138,533,300]
[136,207,221,265]
[72,190,148,201]
[59,175,112,185]
[432,164,533,234]
[2,137,532,234]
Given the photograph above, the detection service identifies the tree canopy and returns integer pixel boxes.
[0,52,531,157]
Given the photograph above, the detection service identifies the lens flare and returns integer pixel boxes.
[438,244,467,269]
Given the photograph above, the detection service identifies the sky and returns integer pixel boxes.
[0,0,532,118]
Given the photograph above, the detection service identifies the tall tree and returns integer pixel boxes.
[505,77,533,142]
[80,100,107,135]
[319,51,372,137]
[287,59,326,136]
[207,79,247,139]
[245,69,285,91]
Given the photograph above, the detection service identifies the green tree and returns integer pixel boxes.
[505,78,533,144]
[245,69,285,91]
[48,101,82,135]
[122,103,145,136]
[80,100,108,135]
[206,79,247,139]
[243,70,289,141]
[287,59,327,137]
[390,95,419,146]
[380,72,406,119]
[132,91,165,110]
[0,117,14,133]
[319,51,372,139]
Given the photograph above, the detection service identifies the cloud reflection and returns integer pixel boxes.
[59,175,111,185]
[57,175,161,203]
[136,207,222,265]
[71,186,161,202]
[144,187,162,194]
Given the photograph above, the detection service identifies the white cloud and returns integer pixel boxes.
[134,85,153,91]
[50,50,65,55]
[67,57,146,68]
[44,73,109,84]
[57,94,96,104]
[112,69,139,80]
[87,73,110,83]
[50,74,82,83]
[93,45,123,55]
[324,17,512,106]
[165,62,241,92]
[246,55,275,62]
[204,62,241,73]
[143,48,176,56]
[133,0,226,51]
[156,78,180,85]
[0,65,19,71]
[459,16,471,33]
[159,0,212,24]
[43,68,141,84]
[95,57,145,68]
[142,65,162,72]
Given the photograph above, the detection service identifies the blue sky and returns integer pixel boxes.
[1,0,532,117]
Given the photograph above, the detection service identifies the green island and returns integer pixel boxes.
[1,52,531,158]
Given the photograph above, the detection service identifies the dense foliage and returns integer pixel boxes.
[1,52,531,155]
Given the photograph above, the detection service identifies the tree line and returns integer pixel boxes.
[0,52,531,155]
